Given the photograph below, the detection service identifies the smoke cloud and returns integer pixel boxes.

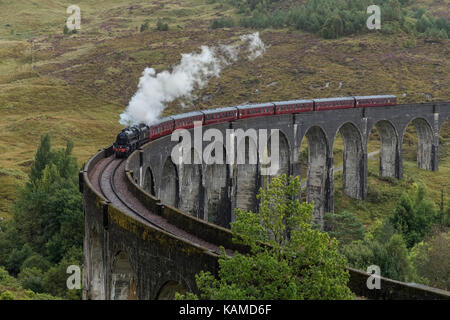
[119,32,266,126]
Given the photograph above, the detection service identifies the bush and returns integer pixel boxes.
[404,37,417,48]
[5,244,33,276]
[140,22,149,32]
[410,231,450,290]
[341,233,412,281]
[210,17,235,29]
[18,267,45,293]
[156,19,169,31]
[0,290,15,300]
[390,185,440,248]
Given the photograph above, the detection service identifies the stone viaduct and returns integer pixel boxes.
[81,101,450,300]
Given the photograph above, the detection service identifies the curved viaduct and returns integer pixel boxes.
[81,102,450,300]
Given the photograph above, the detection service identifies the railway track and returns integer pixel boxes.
[95,154,223,254]
[99,157,174,234]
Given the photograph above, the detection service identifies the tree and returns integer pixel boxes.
[12,136,82,251]
[179,174,354,300]
[410,231,450,291]
[5,244,33,276]
[18,267,45,293]
[445,199,450,227]
[384,234,412,282]
[29,134,52,186]
[43,251,82,299]
[324,211,366,245]
[341,233,413,282]
[390,185,439,248]
[21,254,51,273]
[0,135,83,298]
[320,13,344,39]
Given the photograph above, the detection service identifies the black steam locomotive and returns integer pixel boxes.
[113,123,149,158]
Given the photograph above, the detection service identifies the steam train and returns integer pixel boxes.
[113,95,396,157]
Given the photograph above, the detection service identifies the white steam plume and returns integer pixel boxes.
[240,32,266,60]
[119,32,265,126]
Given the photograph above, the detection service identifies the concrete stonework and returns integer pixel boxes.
[82,102,450,300]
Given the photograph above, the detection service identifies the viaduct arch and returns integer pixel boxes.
[81,102,450,300]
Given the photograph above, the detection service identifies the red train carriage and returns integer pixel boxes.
[149,117,175,141]
[274,99,314,114]
[202,107,238,125]
[313,97,355,111]
[237,102,275,120]
[354,95,397,108]
[172,111,204,130]
[114,95,397,158]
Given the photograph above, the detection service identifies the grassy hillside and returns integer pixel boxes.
[0,0,448,227]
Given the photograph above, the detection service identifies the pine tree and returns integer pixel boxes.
[29,134,52,187]
[324,211,366,245]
